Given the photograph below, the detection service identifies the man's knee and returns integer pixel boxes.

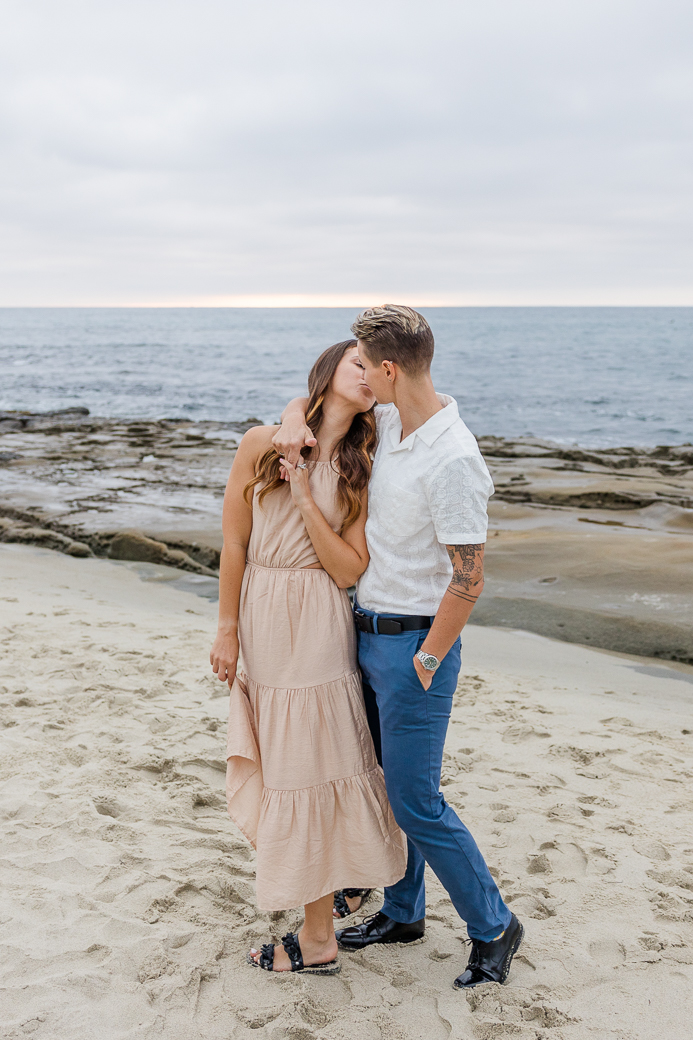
[388,787,444,838]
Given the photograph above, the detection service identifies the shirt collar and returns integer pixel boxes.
[388,395,459,453]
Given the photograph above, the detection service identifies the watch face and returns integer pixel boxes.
[420,653,438,671]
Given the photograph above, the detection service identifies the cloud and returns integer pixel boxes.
[0,0,691,304]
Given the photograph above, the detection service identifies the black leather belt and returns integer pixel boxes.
[354,608,432,635]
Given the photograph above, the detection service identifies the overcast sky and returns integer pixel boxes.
[0,0,691,305]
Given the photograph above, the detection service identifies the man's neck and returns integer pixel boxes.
[391,372,443,441]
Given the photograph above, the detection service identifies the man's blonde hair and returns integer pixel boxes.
[351,304,434,373]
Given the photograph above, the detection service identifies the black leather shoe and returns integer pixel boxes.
[336,910,425,950]
[453,914,524,989]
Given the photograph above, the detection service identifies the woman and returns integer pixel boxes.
[210,340,406,974]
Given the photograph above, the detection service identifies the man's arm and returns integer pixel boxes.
[413,543,484,690]
[272,396,316,468]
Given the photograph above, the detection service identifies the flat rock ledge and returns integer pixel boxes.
[0,512,219,576]
[2,409,692,665]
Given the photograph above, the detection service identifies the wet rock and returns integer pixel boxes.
[166,539,221,571]
[66,541,92,557]
[108,531,216,575]
[0,407,90,421]
[0,523,92,557]
[0,406,93,434]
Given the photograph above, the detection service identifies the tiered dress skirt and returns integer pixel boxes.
[226,560,407,911]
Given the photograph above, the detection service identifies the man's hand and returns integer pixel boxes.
[413,655,434,690]
[272,397,316,470]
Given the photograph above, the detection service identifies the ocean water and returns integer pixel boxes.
[0,307,691,448]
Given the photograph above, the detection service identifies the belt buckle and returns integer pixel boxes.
[354,609,374,634]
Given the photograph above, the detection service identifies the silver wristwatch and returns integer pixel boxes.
[416,649,441,672]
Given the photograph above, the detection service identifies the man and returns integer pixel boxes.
[275,305,523,989]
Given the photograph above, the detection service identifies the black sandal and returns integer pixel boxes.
[333,888,373,920]
[247,932,340,975]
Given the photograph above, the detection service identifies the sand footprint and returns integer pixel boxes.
[588,938,626,967]
[441,748,474,784]
[527,840,588,880]
[235,1006,284,1030]
[634,840,671,862]
[512,894,558,920]
[465,983,576,1036]
[501,723,551,744]
[645,863,693,921]
[92,795,122,818]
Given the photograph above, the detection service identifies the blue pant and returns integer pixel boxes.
[356,604,512,942]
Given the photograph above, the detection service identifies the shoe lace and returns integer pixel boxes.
[460,936,480,965]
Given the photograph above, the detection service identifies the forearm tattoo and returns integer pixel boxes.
[446,543,484,603]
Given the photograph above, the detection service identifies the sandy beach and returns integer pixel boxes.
[1,541,692,1039]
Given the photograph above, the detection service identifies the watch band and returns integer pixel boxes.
[416,649,441,672]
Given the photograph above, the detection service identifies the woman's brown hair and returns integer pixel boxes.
[243,340,376,532]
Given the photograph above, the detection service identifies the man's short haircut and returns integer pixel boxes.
[351,304,434,374]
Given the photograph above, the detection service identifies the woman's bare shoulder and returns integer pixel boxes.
[236,425,280,458]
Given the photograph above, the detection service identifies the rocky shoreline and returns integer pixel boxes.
[2,407,692,662]
[0,406,247,568]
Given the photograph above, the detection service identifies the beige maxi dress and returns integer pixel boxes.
[226,461,407,911]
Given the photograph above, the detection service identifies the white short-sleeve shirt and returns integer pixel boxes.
[356,395,494,616]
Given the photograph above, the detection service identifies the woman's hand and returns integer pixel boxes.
[210,629,240,689]
[279,457,314,510]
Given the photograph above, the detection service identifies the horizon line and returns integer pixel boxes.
[1,295,693,308]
